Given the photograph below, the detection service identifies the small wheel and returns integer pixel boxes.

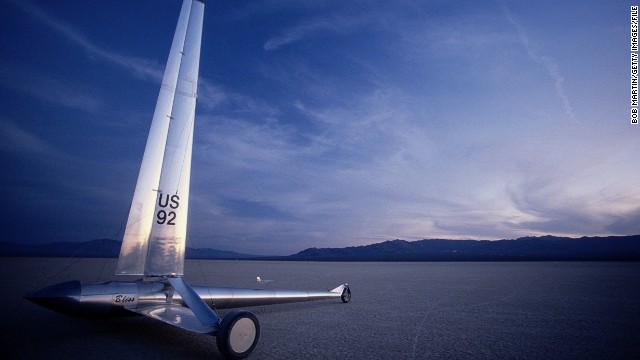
[341,286,351,303]
[216,310,260,359]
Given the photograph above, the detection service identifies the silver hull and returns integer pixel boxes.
[25,279,350,320]
[26,278,350,358]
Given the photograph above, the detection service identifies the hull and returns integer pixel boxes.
[26,280,349,319]
[194,284,345,309]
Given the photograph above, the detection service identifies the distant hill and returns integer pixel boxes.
[0,238,257,260]
[289,235,640,261]
[2,235,639,261]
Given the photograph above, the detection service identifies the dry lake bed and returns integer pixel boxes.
[2,258,639,359]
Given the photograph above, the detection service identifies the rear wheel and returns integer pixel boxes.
[341,286,351,303]
[216,310,260,359]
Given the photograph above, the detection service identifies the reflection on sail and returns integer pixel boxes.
[146,236,185,276]
[116,241,145,275]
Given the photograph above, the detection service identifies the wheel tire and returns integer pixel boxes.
[216,310,260,359]
[341,286,351,303]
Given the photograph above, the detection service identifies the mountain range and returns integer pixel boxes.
[1,235,639,261]
[288,235,640,261]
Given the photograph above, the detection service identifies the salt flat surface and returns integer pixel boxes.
[2,258,639,359]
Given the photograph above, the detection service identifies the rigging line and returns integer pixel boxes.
[119,198,159,235]
[34,257,82,289]
[89,198,131,282]
[198,258,213,306]
[192,243,213,304]
[34,239,98,289]
[196,256,210,288]
[114,197,133,243]
[96,256,110,282]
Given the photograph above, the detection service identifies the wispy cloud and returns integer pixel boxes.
[9,0,231,112]
[191,88,448,251]
[223,0,326,22]
[265,18,340,50]
[0,62,102,112]
[507,175,640,236]
[9,0,163,81]
[264,14,368,51]
[0,117,60,156]
[502,5,576,120]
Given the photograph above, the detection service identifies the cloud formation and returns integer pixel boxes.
[1,1,636,255]
[0,62,102,112]
[502,5,576,120]
[9,0,164,81]
[264,15,362,50]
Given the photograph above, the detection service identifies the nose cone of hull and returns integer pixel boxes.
[25,280,82,316]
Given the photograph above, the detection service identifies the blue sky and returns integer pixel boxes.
[1,0,638,255]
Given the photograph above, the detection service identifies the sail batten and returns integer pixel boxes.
[116,0,202,276]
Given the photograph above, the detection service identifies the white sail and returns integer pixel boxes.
[116,0,204,276]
